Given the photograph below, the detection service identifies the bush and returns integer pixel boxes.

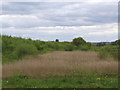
[79,45,90,51]
[98,46,118,60]
[86,42,92,46]
[34,41,46,51]
[15,44,38,59]
[72,37,86,46]
[64,44,73,51]
[55,39,59,42]
[46,42,59,50]
[3,35,118,63]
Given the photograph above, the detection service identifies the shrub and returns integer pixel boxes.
[79,45,90,51]
[55,39,59,42]
[86,42,92,46]
[15,44,38,59]
[34,41,46,51]
[98,46,118,60]
[64,44,73,51]
[72,37,86,46]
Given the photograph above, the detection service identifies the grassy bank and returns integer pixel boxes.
[2,71,118,88]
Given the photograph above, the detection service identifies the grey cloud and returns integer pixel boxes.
[2,2,118,28]
[1,2,118,42]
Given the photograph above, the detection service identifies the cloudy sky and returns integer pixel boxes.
[1,1,118,42]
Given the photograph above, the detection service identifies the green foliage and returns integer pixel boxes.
[72,37,86,46]
[2,35,39,63]
[55,39,59,42]
[34,40,45,51]
[78,45,90,51]
[98,46,118,60]
[111,39,120,45]
[86,42,92,46]
[2,35,119,63]
[2,35,74,63]
[64,44,73,51]
[15,44,38,59]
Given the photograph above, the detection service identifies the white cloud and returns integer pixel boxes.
[2,2,117,27]
[1,2,118,42]
[0,15,42,28]
[2,23,118,42]
[88,23,118,35]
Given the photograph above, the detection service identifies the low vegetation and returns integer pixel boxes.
[2,35,119,88]
[2,35,119,64]
[98,46,118,60]
[2,72,118,88]
[3,51,118,79]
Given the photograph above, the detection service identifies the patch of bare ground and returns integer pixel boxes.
[2,51,118,78]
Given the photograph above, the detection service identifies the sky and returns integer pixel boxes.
[1,0,118,42]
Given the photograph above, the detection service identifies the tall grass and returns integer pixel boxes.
[3,51,118,79]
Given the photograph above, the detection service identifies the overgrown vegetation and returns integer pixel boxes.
[2,35,90,63]
[98,46,118,60]
[2,35,119,63]
[2,35,119,88]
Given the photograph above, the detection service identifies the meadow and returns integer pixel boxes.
[2,35,119,88]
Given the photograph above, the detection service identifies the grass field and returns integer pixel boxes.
[2,74,118,88]
[2,36,119,88]
[2,51,118,88]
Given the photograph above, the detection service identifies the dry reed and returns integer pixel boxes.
[2,51,118,78]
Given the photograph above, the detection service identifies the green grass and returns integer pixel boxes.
[2,72,118,88]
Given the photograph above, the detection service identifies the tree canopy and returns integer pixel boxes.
[72,37,86,46]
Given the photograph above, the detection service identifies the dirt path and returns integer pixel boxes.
[2,51,118,78]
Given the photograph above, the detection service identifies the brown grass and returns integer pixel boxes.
[2,51,118,78]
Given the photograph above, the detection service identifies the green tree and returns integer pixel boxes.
[72,37,86,46]
[55,39,59,42]
[113,39,120,45]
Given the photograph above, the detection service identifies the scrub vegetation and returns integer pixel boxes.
[2,35,119,88]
